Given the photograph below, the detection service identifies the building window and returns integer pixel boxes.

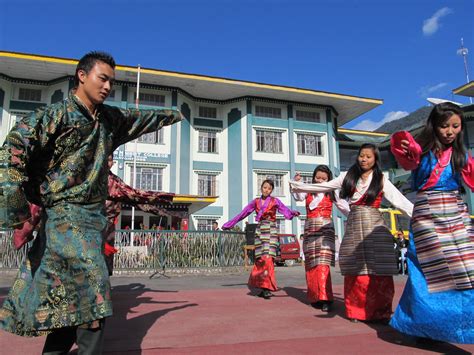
[135,167,163,191]
[256,130,282,153]
[255,105,281,119]
[275,219,286,234]
[137,129,164,144]
[198,174,217,196]
[135,92,165,106]
[197,219,217,230]
[300,175,313,184]
[297,133,322,156]
[19,88,41,102]
[257,173,284,196]
[198,106,217,118]
[198,130,217,153]
[295,110,320,123]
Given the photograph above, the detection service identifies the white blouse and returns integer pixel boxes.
[290,171,413,218]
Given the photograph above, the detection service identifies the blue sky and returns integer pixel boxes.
[1,0,473,130]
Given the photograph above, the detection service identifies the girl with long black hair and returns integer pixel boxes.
[389,102,474,343]
[290,144,413,323]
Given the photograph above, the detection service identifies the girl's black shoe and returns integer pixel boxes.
[262,289,272,299]
[321,302,332,312]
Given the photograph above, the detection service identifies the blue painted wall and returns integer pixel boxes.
[228,108,243,220]
[246,101,254,223]
[179,102,191,194]
[287,104,298,235]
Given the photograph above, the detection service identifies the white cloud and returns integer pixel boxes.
[351,111,409,131]
[418,82,448,97]
[423,7,452,36]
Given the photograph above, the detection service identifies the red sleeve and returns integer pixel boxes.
[390,131,422,171]
[462,155,474,192]
[13,204,42,250]
[108,173,174,205]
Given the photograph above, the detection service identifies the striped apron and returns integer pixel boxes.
[303,217,335,270]
[339,205,398,276]
[412,190,474,293]
[254,220,279,258]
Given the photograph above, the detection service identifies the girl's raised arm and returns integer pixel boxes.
[222,200,257,230]
[290,173,345,194]
[390,131,422,171]
[275,198,300,220]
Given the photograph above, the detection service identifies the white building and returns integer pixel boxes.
[0,51,383,236]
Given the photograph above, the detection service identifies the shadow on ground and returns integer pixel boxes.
[77,283,198,354]
[367,322,472,354]
[282,286,346,320]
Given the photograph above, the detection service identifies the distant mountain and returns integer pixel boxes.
[376,106,432,133]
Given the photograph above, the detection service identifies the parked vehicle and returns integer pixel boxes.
[380,208,411,274]
[380,208,410,240]
[275,234,300,267]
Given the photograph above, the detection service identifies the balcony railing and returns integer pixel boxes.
[0,230,247,273]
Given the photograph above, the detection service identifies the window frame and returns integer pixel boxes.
[135,166,164,191]
[197,174,218,196]
[255,130,283,154]
[255,105,282,119]
[198,130,218,153]
[198,106,218,119]
[296,133,323,156]
[295,109,321,123]
[18,88,42,102]
[137,129,165,144]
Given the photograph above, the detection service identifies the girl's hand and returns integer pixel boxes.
[400,140,409,154]
[293,172,302,181]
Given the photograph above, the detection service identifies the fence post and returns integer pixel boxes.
[159,232,166,270]
[218,232,223,266]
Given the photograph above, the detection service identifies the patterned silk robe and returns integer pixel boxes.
[0,92,182,336]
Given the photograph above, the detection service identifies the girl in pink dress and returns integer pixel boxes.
[223,179,299,299]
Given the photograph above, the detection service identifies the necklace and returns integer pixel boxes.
[435,149,452,175]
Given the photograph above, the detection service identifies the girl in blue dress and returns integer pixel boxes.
[390,102,474,343]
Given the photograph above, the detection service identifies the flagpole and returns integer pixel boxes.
[131,65,141,245]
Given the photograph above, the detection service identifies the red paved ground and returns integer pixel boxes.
[0,281,473,354]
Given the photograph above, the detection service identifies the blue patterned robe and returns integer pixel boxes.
[0,92,182,336]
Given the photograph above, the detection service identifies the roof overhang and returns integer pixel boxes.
[453,81,474,97]
[172,195,218,215]
[0,51,383,126]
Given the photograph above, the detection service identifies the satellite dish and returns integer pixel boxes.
[427,98,462,105]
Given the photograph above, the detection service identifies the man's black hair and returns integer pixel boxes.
[74,51,116,87]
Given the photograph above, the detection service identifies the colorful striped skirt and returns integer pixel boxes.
[303,217,335,270]
[410,190,474,293]
[339,205,398,276]
[254,220,279,259]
